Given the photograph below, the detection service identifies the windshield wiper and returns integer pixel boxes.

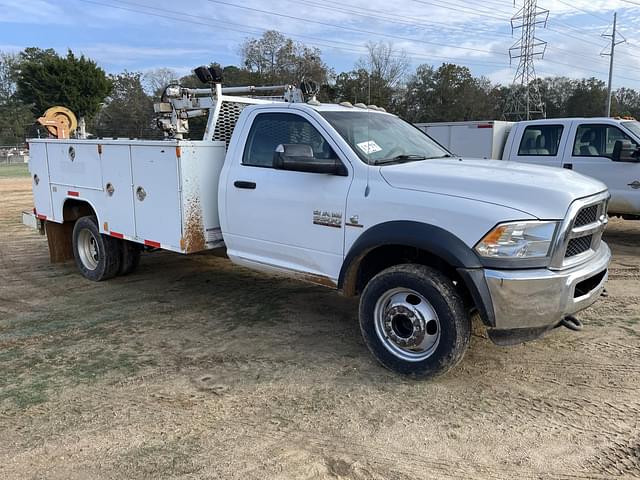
[373,154,454,165]
[373,154,427,165]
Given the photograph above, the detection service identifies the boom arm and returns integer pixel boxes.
[154,82,307,141]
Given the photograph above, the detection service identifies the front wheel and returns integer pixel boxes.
[359,264,471,379]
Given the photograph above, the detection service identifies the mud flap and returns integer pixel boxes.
[45,221,74,263]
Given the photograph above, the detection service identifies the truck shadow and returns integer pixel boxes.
[100,250,504,387]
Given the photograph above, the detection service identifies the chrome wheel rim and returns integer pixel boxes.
[77,229,99,270]
[373,288,441,362]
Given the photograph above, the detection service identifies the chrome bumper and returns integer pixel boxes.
[484,242,611,330]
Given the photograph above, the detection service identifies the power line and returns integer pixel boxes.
[552,0,611,22]
[74,0,640,86]
[297,0,515,40]
[303,0,640,71]
[76,0,509,69]
[409,0,511,20]
[431,0,515,17]
[203,0,507,56]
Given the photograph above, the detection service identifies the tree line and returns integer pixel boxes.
[1,30,639,144]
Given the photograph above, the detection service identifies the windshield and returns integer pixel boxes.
[622,120,640,139]
[320,111,451,165]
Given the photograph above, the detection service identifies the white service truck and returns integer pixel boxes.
[417,118,640,218]
[24,69,611,378]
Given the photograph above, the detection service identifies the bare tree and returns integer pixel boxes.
[241,30,330,85]
[344,41,408,108]
[143,68,179,98]
[356,41,409,90]
[0,52,19,101]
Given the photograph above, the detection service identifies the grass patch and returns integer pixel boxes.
[0,341,155,409]
[0,163,29,178]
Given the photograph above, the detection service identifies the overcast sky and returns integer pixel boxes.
[1,0,639,89]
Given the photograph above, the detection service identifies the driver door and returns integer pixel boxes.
[224,110,353,284]
[567,123,640,215]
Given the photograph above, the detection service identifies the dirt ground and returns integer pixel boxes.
[1,167,639,479]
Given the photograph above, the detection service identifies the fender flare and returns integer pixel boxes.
[339,221,496,327]
[60,197,101,230]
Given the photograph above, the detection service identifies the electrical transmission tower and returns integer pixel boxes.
[503,0,549,121]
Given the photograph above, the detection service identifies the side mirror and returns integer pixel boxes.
[273,144,347,176]
[612,140,640,163]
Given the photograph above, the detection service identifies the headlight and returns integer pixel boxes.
[475,221,558,258]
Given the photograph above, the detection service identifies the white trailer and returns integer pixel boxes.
[415,121,514,159]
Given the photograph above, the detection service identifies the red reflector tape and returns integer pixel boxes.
[36,214,47,220]
[477,124,493,129]
[110,231,124,239]
[68,191,79,197]
[144,240,161,248]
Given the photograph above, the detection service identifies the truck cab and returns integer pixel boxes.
[218,101,611,376]
[503,118,640,218]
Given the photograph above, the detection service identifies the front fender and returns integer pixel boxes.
[339,221,496,326]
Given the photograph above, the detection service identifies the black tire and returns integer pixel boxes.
[72,215,121,281]
[119,240,141,276]
[359,264,471,379]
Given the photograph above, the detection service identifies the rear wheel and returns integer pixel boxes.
[359,264,470,379]
[72,216,121,281]
[119,240,141,276]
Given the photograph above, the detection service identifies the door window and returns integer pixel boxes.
[517,125,564,156]
[243,113,337,167]
[573,124,638,158]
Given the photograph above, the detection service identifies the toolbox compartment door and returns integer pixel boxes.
[130,145,182,249]
[29,142,54,219]
[47,141,102,189]
[100,144,136,236]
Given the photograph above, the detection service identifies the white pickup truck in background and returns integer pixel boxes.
[24,67,611,379]
[417,118,640,219]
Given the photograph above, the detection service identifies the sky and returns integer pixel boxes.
[0,0,639,90]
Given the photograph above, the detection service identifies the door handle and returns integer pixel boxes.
[563,163,573,170]
[234,180,256,189]
[628,180,640,189]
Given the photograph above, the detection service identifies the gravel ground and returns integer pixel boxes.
[1,173,639,479]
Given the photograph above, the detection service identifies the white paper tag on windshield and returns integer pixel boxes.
[356,140,382,154]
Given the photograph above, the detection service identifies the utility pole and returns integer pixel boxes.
[504,0,549,121]
[602,12,625,117]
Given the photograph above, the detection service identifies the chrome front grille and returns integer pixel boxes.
[565,235,593,257]
[549,192,609,270]
[574,204,598,227]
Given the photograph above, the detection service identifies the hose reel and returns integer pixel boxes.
[37,106,78,139]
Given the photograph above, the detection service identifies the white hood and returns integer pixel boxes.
[379,158,608,219]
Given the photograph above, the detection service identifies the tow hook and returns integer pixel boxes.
[559,315,584,332]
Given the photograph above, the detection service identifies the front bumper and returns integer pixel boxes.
[484,241,611,331]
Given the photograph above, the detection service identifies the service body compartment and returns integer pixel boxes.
[100,144,135,237]
[130,143,183,249]
[28,138,226,254]
[28,141,53,220]
[416,121,514,159]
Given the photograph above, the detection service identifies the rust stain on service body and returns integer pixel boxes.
[183,197,206,253]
